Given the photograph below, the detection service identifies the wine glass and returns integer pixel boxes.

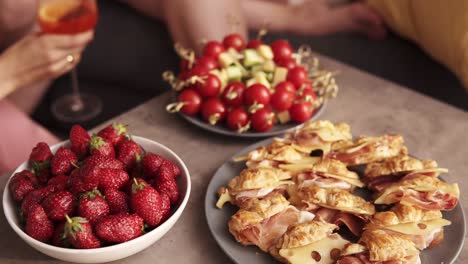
[37,0,102,123]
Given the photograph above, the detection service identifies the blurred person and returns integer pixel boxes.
[123,0,386,53]
[0,0,93,173]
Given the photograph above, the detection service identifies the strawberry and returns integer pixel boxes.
[47,175,68,189]
[78,189,110,225]
[36,169,51,185]
[154,177,179,205]
[85,155,124,170]
[68,168,87,195]
[130,178,164,227]
[104,189,129,214]
[99,169,129,191]
[42,191,75,221]
[51,147,78,176]
[162,159,181,177]
[89,135,115,158]
[21,189,47,217]
[29,142,53,163]
[160,193,172,222]
[116,139,142,170]
[21,182,67,217]
[63,215,101,249]
[29,142,54,184]
[52,222,70,247]
[9,170,37,201]
[78,164,101,192]
[25,204,54,242]
[97,123,127,146]
[69,125,91,158]
[95,213,143,243]
[141,153,163,177]
[156,164,175,182]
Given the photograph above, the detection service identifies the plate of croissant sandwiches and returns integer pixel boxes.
[205,120,465,264]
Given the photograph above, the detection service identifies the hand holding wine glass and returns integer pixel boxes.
[37,0,100,123]
[0,31,93,100]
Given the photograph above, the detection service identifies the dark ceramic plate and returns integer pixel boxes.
[205,138,466,264]
[172,93,326,138]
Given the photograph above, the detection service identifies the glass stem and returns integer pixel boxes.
[70,68,84,112]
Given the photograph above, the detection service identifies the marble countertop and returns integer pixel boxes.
[1,55,466,264]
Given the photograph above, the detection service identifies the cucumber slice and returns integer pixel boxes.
[243,49,264,67]
[218,52,235,68]
[272,67,288,87]
[226,65,243,81]
[254,71,271,89]
[262,60,275,73]
[257,45,274,60]
[210,69,228,90]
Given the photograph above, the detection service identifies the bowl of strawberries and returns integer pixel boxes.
[2,123,191,263]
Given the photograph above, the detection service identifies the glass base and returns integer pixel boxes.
[51,93,102,123]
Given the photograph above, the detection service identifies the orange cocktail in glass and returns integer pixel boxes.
[37,0,101,123]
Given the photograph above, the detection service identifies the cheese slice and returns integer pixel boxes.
[374,182,460,204]
[216,188,232,208]
[383,218,451,236]
[279,234,349,264]
[291,143,332,154]
[317,203,374,215]
[321,172,365,188]
[313,127,350,142]
[410,168,449,174]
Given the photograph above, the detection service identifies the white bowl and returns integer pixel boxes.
[3,136,191,263]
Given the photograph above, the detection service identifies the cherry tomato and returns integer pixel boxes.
[244,84,271,106]
[221,81,246,107]
[180,59,191,72]
[195,56,218,71]
[203,41,225,59]
[289,102,312,123]
[287,66,307,89]
[251,108,275,132]
[271,40,293,62]
[188,65,209,78]
[223,33,245,51]
[177,89,202,115]
[271,89,294,112]
[246,39,264,49]
[226,107,249,131]
[196,74,221,97]
[201,97,226,125]
[276,57,296,70]
[297,87,317,103]
[275,81,296,94]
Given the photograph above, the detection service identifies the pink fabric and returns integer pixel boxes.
[0,99,59,174]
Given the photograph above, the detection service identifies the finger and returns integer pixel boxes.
[42,30,94,49]
[21,53,81,85]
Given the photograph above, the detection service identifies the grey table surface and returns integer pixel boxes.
[1,55,467,263]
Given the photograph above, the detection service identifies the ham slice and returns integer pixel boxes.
[401,190,458,211]
[240,207,315,252]
[315,208,366,236]
[297,172,352,190]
